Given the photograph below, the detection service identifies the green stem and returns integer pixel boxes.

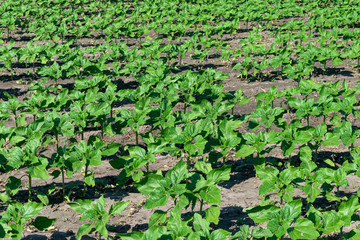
[100,121,104,141]
[199,199,204,216]
[61,166,65,200]
[28,174,32,200]
[187,154,191,171]
[307,115,310,126]
[135,131,139,145]
[84,163,89,196]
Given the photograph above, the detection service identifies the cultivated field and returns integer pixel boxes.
[2,0,360,239]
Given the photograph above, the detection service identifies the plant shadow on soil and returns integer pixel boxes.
[8,174,130,205]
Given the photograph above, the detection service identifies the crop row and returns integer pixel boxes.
[2,76,360,238]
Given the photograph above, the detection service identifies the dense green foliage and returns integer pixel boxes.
[2,0,360,239]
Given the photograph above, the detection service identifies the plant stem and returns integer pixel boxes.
[28,174,32,200]
[61,166,65,200]
[135,131,138,145]
[84,163,89,196]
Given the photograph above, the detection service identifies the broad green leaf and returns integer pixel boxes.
[5,176,21,196]
[0,223,6,238]
[345,229,360,239]
[37,191,49,205]
[166,159,187,185]
[94,219,108,238]
[76,223,92,240]
[109,201,129,216]
[251,227,273,238]
[235,144,256,157]
[246,205,279,223]
[149,210,167,227]
[32,216,57,231]
[135,174,163,195]
[29,163,50,180]
[339,195,360,226]
[117,231,144,240]
[280,199,302,221]
[210,229,231,240]
[68,199,93,213]
[193,213,210,238]
[288,218,319,239]
[84,171,95,187]
[102,143,121,156]
[200,186,221,205]
[20,202,43,220]
[322,210,344,233]
[94,195,106,212]
[145,188,170,209]
[230,225,250,240]
[332,57,343,66]
[195,160,212,174]
[207,165,231,183]
[80,209,98,221]
[205,205,220,224]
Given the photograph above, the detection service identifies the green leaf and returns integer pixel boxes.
[322,210,344,233]
[195,160,212,174]
[145,188,170,209]
[94,195,106,212]
[102,143,121,156]
[193,213,210,238]
[20,202,43,220]
[80,209,98,221]
[280,199,302,221]
[246,205,279,223]
[117,231,144,240]
[324,159,335,167]
[0,192,11,203]
[135,174,163,195]
[37,191,49,205]
[230,225,250,240]
[29,163,50,180]
[76,223,93,240]
[205,205,220,224]
[84,171,95,187]
[251,227,273,238]
[200,186,221,205]
[0,223,6,238]
[109,201,129,216]
[210,229,231,240]
[5,176,21,196]
[32,216,57,231]
[166,159,187,185]
[94,219,108,238]
[288,218,320,239]
[235,144,256,157]
[332,57,343,66]
[339,195,360,226]
[207,165,231,183]
[149,210,167,227]
[344,229,360,239]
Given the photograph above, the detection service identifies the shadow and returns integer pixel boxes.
[22,230,77,240]
[216,206,253,234]
[22,235,49,240]
[170,63,223,74]
[0,72,33,82]
[0,88,24,98]
[1,61,45,69]
[312,67,354,78]
[6,173,130,204]
[108,223,148,234]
